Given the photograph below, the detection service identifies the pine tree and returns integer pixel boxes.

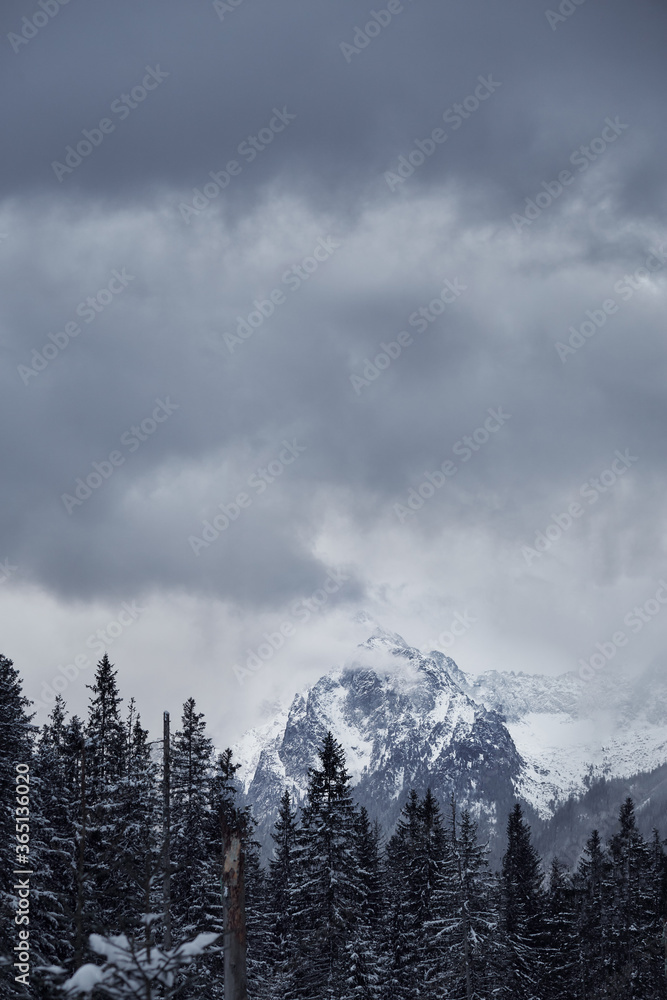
[648,828,667,994]
[85,654,127,936]
[112,703,161,936]
[342,807,384,1000]
[61,918,221,1000]
[245,828,271,1000]
[86,654,126,792]
[31,698,78,987]
[170,698,222,999]
[384,789,448,999]
[170,697,214,940]
[266,789,299,998]
[206,747,245,1000]
[541,856,578,1000]
[605,798,663,997]
[573,828,611,999]
[59,713,91,970]
[498,803,545,1000]
[432,801,498,1000]
[292,732,362,999]
[413,789,448,995]
[384,790,421,999]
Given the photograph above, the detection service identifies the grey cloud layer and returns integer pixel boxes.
[1,0,666,631]
[2,0,666,212]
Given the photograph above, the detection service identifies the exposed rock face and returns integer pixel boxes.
[233,627,667,857]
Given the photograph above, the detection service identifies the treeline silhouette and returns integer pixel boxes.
[1,652,666,999]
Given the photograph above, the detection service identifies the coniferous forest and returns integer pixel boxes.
[2,651,666,999]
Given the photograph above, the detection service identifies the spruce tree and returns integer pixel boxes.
[245,829,271,1000]
[384,790,421,999]
[342,807,384,1000]
[573,828,611,999]
[85,654,127,936]
[542,856,578,1000]
[432,801,498,1000]
[112,703,161,936]
[206,747,245,1000]
[86,654,126,791]
[606,798,662,997]
[170,697,214,938]
[292,731,362,999]
[413,789,448,996]
[267,789,299,998]
[385,789,448,999]
[498,803,545,1000]
[31,698,78,986]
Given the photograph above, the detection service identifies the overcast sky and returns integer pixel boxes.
[1,0,666,748]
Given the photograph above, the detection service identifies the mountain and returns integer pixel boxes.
[233,626,667,861]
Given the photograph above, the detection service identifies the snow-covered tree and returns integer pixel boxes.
[85,655,128,937]
[111,704,162,935]
[342,807,384,1000]
[266,789,299,998]
[573,827,613,998]
[61,917,220,1000]
[170,698,214,940]
[291,732,363,999]
[431,801,498,1000]
[497,803,545,1000]
[30,698,80,987]
[541,856,578,1000]
[385,789,449,999]
[604,798,665,997]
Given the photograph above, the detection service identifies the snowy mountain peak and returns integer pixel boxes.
[359,624,410,651]
[232,629,667,849]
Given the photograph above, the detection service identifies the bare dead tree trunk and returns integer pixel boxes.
[221,813,248,1000]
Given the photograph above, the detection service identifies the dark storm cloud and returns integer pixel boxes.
[1,0,666,623]
[1,0,665,215]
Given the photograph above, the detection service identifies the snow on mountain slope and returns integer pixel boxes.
[233,627,521,832]
[232,627,667,829]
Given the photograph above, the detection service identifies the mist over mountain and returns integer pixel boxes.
[234,625,667,862]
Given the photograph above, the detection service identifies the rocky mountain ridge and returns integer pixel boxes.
[233,626,667,853]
